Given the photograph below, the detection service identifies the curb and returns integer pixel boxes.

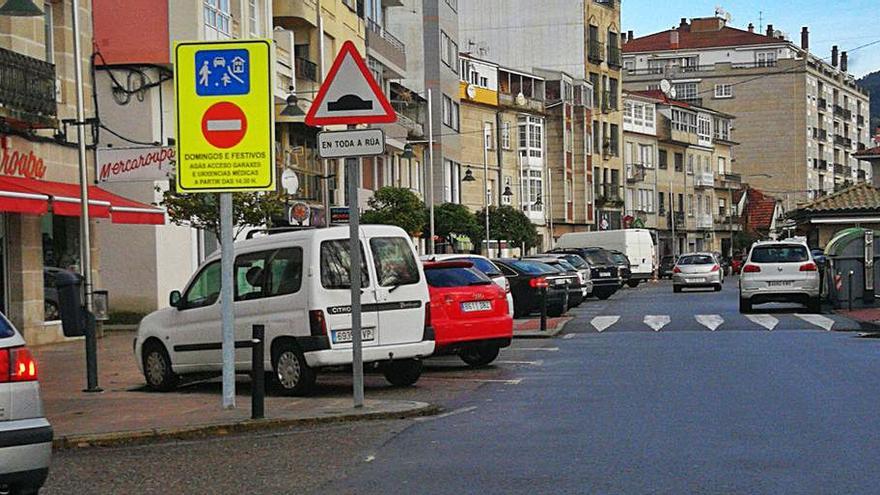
[52,401,441,451]
[513,318,572,339]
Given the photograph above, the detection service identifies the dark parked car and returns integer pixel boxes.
[659,255,676,279]
[607,250,632,285]
[525,256,584,308]
[493,259,570,317]
[548,247,620,299]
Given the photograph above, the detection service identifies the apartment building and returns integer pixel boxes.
[622,91,736,257]
[622,16,873,207]
[387,0,460,241]
[459,0,623,234]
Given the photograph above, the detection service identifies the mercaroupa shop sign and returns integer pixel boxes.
[96,146,175,183]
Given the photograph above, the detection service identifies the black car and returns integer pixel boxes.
[493,258,569,317]
[659,255,676,279]
[525,256,584,308]
[607,250,633,286]
[548,247,620,299]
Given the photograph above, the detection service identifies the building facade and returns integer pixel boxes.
[623,16,873,209]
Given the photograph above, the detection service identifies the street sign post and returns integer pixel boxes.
[318,129,385,159]
[174,39,275,410]
[306,41,396,408]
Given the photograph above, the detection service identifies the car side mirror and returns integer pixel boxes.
[169,290,182,308]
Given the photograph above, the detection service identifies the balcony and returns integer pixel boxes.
[816,159,828,170]
[834,134,852,147]
[366,19,406,78]
[694,171,714,188]
[715,215,742,230]
[0,47,57,129]
[833,105,852,120]
[673,211,686,229]
[296,57,318,82]
[813,128,827,141]
[626,67,664,76]
[625,163,646,183]
[834,163,845,175]
[696,214,714,230]
[607,45,622,68]
[858,115,866,127]
[588,40,604,63]
[817,98,827,110]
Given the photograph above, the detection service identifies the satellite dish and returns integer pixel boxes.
[660,79,672,95]
[669,86,677,99]
[466,84,477,99]
[515,92,527,106]
[281,168,299,195]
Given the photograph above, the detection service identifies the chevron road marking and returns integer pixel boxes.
[795,313,836,331]
[745,314,779,331]
[695,314,725,331]
[591,316,621,332]
[644,315,671,332]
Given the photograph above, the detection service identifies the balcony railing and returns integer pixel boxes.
[607,45,622,68]
[366,19,405,53]
[816,159,828,169]
[0,47,57,128]
[833,105,852,120]
[834,163,845,175]
[673,211,686,228]
[296,57,318,82]
[626,67,665,76]
[694,171,714,188]
[625,163,645,183]
[731,61,777,69]
[813,128,827,140]
[834,134,852,147]
[696,214,714,230]
[588,40,604,63]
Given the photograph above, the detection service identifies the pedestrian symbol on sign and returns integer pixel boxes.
[195,49,250,96]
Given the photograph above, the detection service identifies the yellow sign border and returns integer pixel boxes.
[174,39,276,193]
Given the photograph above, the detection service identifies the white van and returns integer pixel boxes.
[555,229,656,286]
[134,225,435,395]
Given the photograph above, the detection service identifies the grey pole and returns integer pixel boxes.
[426,89,435,255]
[220,193,236,409]
[483,127,490,257]
[347,146,364,408]
[670,176,676,257]
[71,0,91,311]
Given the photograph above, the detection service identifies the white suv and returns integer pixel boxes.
[1,313,52,494]
[739,239,821,313]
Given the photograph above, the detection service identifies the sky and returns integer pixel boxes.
[622,0,880,78]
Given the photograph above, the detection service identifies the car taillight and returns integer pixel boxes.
[743,264,761,273]
[309,310,327,337]
[800,262,818,272]
[0,347,38,383]
[529,277,548,289]
[673,266,682,274]
[711,264,720,272]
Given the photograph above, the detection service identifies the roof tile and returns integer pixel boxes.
[624,25,784,53]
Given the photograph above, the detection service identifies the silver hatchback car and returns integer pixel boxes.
[672,253,724,293]
[1,313,52,494]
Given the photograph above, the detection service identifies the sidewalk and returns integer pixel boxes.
[513,316,572,338]
[32,332,437,449]
[835,307,880,331]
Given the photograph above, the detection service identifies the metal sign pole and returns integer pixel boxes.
[220,193,236,409]
[347,151,364,408]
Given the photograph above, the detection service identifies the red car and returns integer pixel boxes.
[423,260,513,367]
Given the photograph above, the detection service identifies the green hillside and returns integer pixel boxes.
[858,70,880,131]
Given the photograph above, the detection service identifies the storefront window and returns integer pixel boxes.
[41,214,80,271]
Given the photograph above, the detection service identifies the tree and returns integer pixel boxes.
[474,205,539,253]
[431,202,480,251]
[361,187,426,236]
[160,186,288,243]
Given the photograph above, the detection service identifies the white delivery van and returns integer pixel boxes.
[135,225,435,396]
[555,229,656,286]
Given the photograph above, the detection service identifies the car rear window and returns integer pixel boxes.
[678,255,715,265]
[610,253,628,264]
[462,257,502,277]
[370,237,421,287]
[425,267,492,287]
[559,255,587,269]
[509,260,556,275]
[750,245,809,263]
[0,315,15,339]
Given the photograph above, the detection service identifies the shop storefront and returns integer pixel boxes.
[0,135,164,344]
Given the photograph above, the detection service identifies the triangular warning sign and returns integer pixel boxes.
[305,41,397,126]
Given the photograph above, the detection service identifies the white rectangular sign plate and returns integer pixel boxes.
[318,129,385,159]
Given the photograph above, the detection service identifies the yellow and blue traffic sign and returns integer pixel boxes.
[174,39,275,193]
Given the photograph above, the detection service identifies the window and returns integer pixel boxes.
[609,124,620,156]
[640,144,654,169]
[484,122,493,150]
[658,192,666,212]
[659,149,668,169]
[502,122,511,149]
[719,198,727,216]
[638,189,654,212]
[425,266,491,288]
[444,160,461,202]
[756,51,777,67]
[370,237,420,287]
[522,169,543,212]
[750,245,808,263]
[697,115,712,144]
[717,156,727,175]
[687,154,694,174]
[204,0,231,39]
[673,82,698,101]
[687,194,695,216]
[43,2,53,63]
[320,240,370,289]
[440,31,459,73]
[518,116,543,158]
[235,251,266,300]
[182,262,221,309]
[442,95,459,131]
[592,122,600,154]
[674,152,683,172]
[248,0,259,37]
[714,84,733,98]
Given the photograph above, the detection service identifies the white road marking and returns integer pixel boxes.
[563,333,576,339]
[695,314,725,331]
[644,315,671,332]
[795,313,836,331]
[414,406,478,422]
[591,316,621,332]
[421,377,523,384]
[206,119,242,131]
[495,360,544,366]
[365,455,376,462]
[745,314,779,331]
[515,347,559,352]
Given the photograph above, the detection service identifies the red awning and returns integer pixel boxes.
[0,176,165,225]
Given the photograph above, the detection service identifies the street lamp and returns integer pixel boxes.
[401,143,415,160]
[462,167,477,182]
[280,93,306,117]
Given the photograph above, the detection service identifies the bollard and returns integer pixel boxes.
[540,286,548,332]
[848,271,854,311]
[251,324,265,420]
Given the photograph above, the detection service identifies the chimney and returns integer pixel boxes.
[831,45,839,67]
[621,32,627,45]
[765,24,774,37]
[679,18,688,29]
[628,30,634,42]
[670,30,680,50]
[748,23,754,33]
[800,27,809,51]
[841,51,848,72]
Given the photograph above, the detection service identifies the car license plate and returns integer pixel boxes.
[691,278,706,283]
[461,300,492,312]
[554,279,567,286]
[768,281,793,287]
[600,271,611,277]
[332,328,375,344]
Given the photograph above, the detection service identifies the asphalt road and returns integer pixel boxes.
[44,280,880,494]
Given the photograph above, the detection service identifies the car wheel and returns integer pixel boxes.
[382,359,423,387]
[673,285,681,293]
[808,297,822,314]
[739,297,752,313]
[714,284,722,292]
[272,343,316,396]
[142,342,179,392]
[460,344,501,367]
[627,280,640,288]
